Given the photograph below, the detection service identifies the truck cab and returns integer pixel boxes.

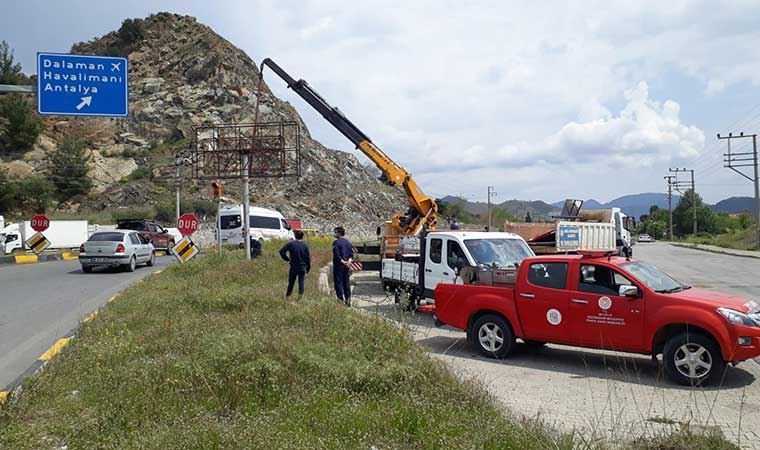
[381,231,534,303]
[434,253,760,385]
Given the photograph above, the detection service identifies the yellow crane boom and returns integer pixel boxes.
[260,58,438,236]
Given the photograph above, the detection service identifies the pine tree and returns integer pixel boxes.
[49,138,93,201]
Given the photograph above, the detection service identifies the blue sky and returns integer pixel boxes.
[4,0,760,203]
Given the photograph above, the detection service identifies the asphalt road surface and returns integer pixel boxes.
[0,257,172,389]
[353,242,760,448]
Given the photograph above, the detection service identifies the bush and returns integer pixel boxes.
[126,166,151,181]
[0,169,18,213]
[17,176,53,213]
[112,207,153,222]
[0,94,43,154]
[48,138,92,201]
[153,203,174,223]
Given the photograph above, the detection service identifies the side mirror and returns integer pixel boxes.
[454,259,466,275]
[619,285,639,298]
[161,229,168,234]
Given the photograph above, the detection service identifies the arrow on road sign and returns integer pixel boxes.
[76,96,92,110]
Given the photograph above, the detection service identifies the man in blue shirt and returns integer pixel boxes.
[279,230,311,299]
[332,226,353,306]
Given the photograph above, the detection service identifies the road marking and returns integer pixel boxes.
[83,310,98,323]
[0,390,8,404]
[38,338,71,361]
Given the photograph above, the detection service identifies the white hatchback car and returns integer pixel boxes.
[79,230,155,273]
[637,233,654,243]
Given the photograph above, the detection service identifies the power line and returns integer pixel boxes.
[716,131,760,248]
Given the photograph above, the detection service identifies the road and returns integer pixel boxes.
[0,257,172,390]
[352,242,760,448]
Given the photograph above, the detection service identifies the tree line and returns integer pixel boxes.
[637,189,754,238]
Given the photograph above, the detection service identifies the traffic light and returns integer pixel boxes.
[212,181,222,203]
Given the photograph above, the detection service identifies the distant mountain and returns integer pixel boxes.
[439,196,558,220]
[443,193,754,222]
[551,193,677,219]
[712,197,755,214]
[551,199,604,209]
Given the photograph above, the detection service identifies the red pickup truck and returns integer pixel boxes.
[434,253,760,385]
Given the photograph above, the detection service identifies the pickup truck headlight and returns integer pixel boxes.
[717,308,760,327]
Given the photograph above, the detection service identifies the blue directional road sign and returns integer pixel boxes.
[37,52,128,117]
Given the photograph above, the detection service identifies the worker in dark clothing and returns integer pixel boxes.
[332,226,354,306]
[279,230,311,299]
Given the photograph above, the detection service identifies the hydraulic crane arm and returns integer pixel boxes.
[260,58,437,235]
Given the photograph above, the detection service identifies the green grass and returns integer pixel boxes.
[0,240,739,449]
[683,228,758,251]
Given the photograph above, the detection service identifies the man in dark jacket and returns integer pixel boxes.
[279,230,311,299]
[332,226,353,306]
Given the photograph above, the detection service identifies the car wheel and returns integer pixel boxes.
[82,265,93,273]
[663,332,726,386]
[471,314,514,359]
[146,251,155,267]
[124,256,137,272]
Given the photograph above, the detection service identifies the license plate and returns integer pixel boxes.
[92,258,108,263]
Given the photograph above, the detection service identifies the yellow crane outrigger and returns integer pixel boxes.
[260,58,438,238]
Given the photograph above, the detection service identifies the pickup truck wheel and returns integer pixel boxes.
[663,333,726,386]
[472,315,514,359]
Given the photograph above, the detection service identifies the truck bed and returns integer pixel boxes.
[381,258,419,286]
[434,283,518,333]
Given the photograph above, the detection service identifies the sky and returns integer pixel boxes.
[4,0,760,203]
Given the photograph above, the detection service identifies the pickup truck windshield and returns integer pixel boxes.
[464,238,532,268]
[620,260,686,293]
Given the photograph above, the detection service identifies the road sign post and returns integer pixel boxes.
[37,53,128,117]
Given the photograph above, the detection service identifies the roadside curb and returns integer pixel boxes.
[318,264,332,295]
[0,268,165,406]
[670,243,760,259]
[0,251,77,266]
[0,334,74,406]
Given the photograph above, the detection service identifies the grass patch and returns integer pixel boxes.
[683,228,758,251]
[0,240,739,449]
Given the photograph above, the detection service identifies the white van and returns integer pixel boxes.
[218,205,294,245]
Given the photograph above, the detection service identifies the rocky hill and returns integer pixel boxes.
[2,13,405,236]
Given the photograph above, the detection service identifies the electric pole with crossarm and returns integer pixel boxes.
[717,132,760,249]
[669,168,697,235]
[664,175,676,240]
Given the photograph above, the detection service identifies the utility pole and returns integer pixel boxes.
[174,155,191,221]
[717,132,760,248]
[664,175,675,240]
[242,153,251,261]
[487,186,497,232]
[669,168,697,235]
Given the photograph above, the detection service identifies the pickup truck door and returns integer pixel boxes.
[567,263,645,351]
[516,262,572,342]
[424,237,455,292]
